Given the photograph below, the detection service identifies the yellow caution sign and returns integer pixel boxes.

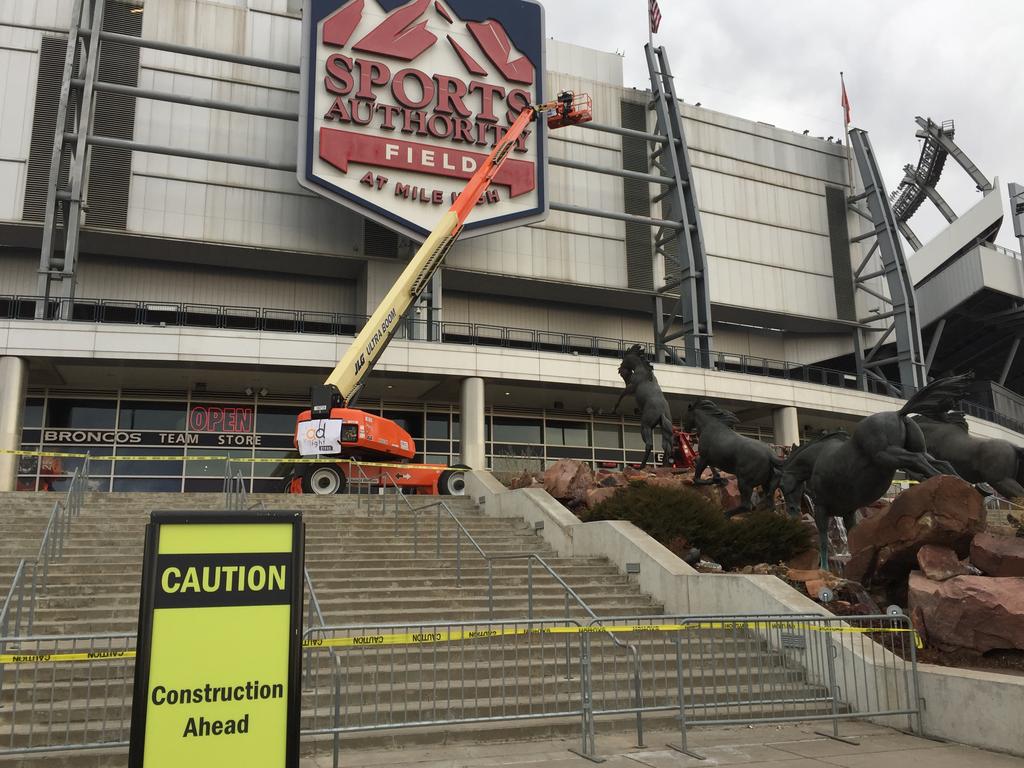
[128,510,304,768]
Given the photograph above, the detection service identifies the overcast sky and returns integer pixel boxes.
[544,0,1024,250]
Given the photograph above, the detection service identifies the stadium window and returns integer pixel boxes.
[118,401,186,431]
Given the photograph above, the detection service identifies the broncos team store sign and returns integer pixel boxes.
[298,0,547,239]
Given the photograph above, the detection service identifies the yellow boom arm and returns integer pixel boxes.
[324,107,536,404]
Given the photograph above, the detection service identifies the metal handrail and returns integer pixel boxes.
[372,475,634,684]
[1,456,90,639]
[0,560,27,639]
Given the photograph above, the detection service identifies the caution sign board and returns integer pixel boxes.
[129,510,304,768]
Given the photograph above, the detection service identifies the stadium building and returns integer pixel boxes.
[2,0,1023,494]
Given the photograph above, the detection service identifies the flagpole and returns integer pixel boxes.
[841,71,854,191]
[648,0,655,51]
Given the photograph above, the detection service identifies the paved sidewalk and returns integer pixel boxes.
[302,722,1024,768]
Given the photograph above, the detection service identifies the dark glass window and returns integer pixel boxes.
[547,420,590,447]
[426,414,450,439]
[492,417,541,444]
[45,399,117,429]
[256,406,301,435]
[119,401,186,431]
[593,422,623,448]
[113,478,182,492]
[23,398,43,428]
[114,447,184,476]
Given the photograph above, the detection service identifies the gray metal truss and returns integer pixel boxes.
[644,44,713,367]
[915,117,992,193]
[848,128,927,397]
[35,0,90,317]
[890,118,993,253]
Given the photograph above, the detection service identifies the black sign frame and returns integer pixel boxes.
[128,510,305,768]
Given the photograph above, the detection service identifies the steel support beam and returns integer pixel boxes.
[59,0,105,308]
[849,128,927,396]
[579,121,668,145]
[646,43,713,368]
[550,156,673,186]
[36,0,86,318]
[81,29,300,73]
[73,133,298,173]
[915,116,992,192]
[1000,337,1021,386]
[549,201,682,230]
[924,317,946,376]
[71,79,299,122]
[897,221,923,251]
[921,184,957,224]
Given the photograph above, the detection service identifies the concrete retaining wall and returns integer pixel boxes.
[465,470,1024,757]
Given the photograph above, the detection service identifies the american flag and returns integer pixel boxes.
[841,72,852,125]
[649,0,662,34]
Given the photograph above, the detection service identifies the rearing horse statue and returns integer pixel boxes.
[682,399,783,516]
[807,374,969,569]
[612,345,674,468]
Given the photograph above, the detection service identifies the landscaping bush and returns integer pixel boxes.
[587,483,812,570]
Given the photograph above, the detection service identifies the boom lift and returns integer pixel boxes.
[291,93,593,495]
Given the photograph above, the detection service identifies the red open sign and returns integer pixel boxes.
[188,406,253,434]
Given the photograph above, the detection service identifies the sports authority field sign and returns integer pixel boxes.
[298,0,547,239]
[129,511,304,768]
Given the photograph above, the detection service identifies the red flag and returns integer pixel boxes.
[649,0,662,34]
[841,73,851,125]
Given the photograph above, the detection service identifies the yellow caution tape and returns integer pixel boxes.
[0,622,921,664]
[1,449,446,471]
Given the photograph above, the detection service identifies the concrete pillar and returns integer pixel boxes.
[459,377,486,470]
[0,357,28,492]
[772,406,800,449]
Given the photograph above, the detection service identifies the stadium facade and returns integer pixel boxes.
[1,0,1023,493]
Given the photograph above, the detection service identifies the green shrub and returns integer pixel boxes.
[586,483,812,570]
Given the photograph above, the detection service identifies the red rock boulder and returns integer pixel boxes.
[540,459,594,503]
[844,476,985,586]
[908,572,1024,654]
[971,532,1024,577]
[916,544,971,581]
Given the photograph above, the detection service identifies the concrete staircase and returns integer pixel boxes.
[0,491,835,764]
[2,492,661,634]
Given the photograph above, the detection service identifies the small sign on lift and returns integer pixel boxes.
[128,510,305,768]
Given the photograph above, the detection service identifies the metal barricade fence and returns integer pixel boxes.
[0,633,135,754]
[300,619,596,758]
[584,613,921,756]
[0,612,921,760]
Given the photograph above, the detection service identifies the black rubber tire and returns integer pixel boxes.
[301,464,348,495]
[438,466,468,496]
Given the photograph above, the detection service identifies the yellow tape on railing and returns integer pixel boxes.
[0,621,923,664]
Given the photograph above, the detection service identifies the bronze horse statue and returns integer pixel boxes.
[806,374,969,570]
[775,431,850,519]
[612,344,674,468]
[912,412,1024,499]
[682,400,783,516]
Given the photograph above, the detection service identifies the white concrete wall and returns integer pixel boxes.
[5,318,1023,445]
[0,252,37,295]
